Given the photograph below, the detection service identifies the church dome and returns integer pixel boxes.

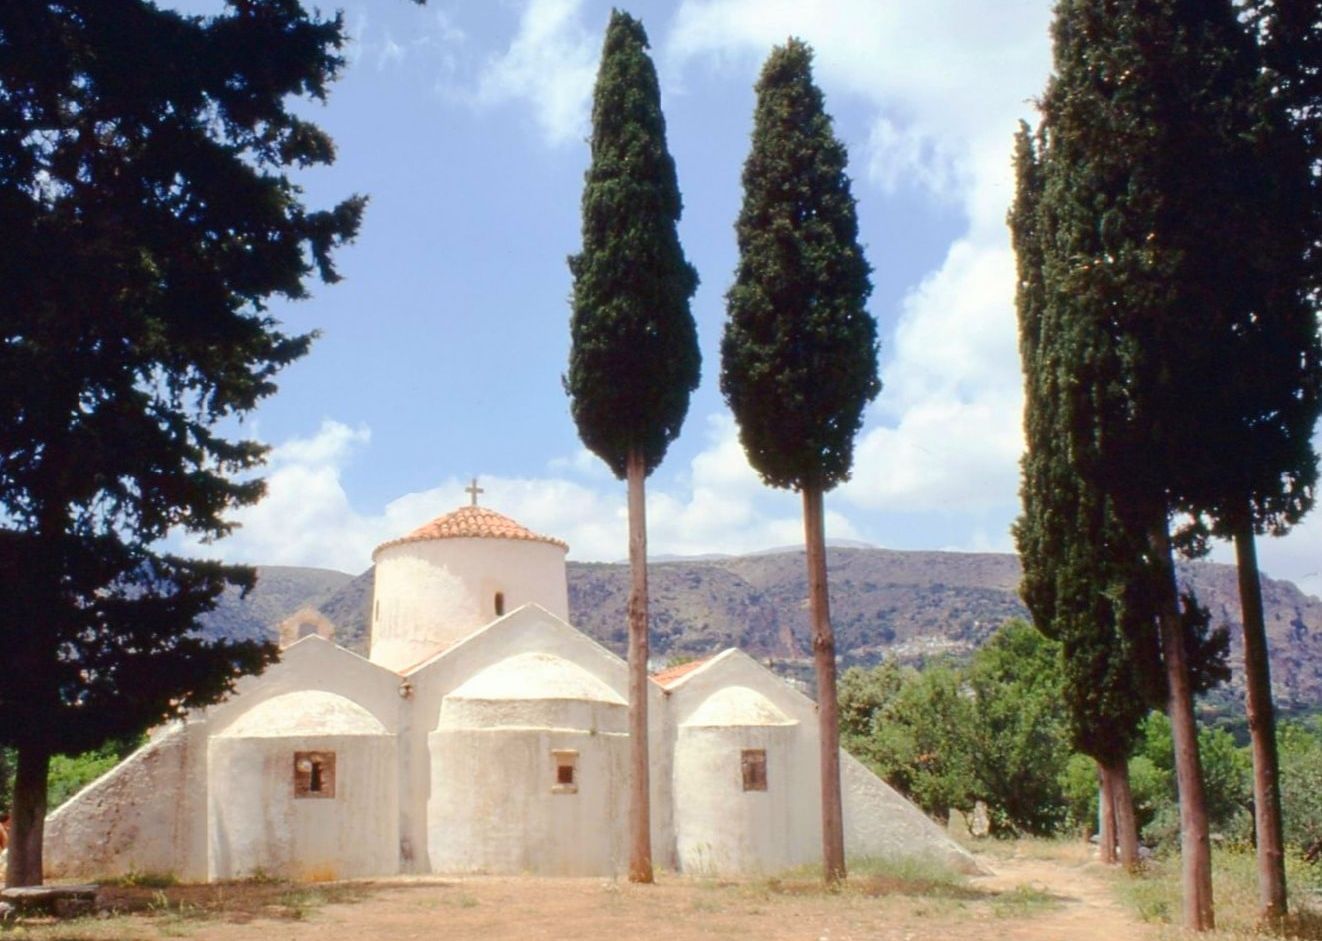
[449,652,625,705]
[681,686,797,728]
[372,506,566,560]
[437,652,626,733]
[219,690,387,738]
[368,499,571,673]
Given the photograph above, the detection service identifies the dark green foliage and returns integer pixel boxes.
[1035,0,1315,531]
[0,0,361,756]
[963,621,1075,834]
[1178,592,1232,697]
[47,736,144,810]
[1171,6,1320,543]
[839,620,1073,835]
[1133,714,1253,847]
[1277,718,1322,858]
[1010,120,1160,769]
[840,660,978,821]
[1246,0,1321,308]
[567,10,699,479]
[840,628,1256,846]
[1026,7,1310,920]
[721,39,878,492]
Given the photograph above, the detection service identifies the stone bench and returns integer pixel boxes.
[0,884,100,918]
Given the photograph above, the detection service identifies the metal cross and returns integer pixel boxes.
[465,477,484,507]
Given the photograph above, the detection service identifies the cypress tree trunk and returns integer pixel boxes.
[803,485,845,884]
[1111,758,1140,870]
[1232,514,1288,923]
[1098,762,1117,865]
[626,446,653,884]
[1151,523,1214,930]
[6,743,49,887]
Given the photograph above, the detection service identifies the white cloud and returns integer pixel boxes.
[178,417,867,571]
[377,32,406,70]
[546,446,612,478]
[668,0,1051,201]
[175,420,383,573]
[867,117,967,201]
[474,0,598,146]
[176,417,1322,597]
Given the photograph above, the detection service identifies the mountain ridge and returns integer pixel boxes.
[197,547,1322,709]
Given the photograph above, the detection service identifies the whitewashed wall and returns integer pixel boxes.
[399,605,671,875]
[44,722,210,881]
[370,537,569,672]
[673,720,797,874]
[663,650,979,875]
[208,727,397,880]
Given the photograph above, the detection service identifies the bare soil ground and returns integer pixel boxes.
[3,845,1155,941]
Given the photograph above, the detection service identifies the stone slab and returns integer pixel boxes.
[0,884,99,917]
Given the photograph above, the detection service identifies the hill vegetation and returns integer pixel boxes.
[201,547,1322,713]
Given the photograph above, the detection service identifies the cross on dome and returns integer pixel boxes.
[465,477,484,507]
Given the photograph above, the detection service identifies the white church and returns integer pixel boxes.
[42,500,975,881]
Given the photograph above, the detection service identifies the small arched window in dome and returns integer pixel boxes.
[494,592,505,617]
[294,751,336,799]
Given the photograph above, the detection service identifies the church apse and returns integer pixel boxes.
[207,690,397,881]
[426,651,629,875]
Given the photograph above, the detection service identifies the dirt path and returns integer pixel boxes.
[17,848,1156,941]
[969,849,1158,941]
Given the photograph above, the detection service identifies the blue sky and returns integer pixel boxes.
[169,0,1322,597]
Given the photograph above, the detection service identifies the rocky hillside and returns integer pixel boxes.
[199,548,1322,709]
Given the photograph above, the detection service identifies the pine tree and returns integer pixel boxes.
[566,9,699,885]
[0,0,363,887]
[721,38,879,885]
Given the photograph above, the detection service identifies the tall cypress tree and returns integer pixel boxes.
[1187,1,1321,921]
[566,9,699,885]
[1010,123,1160,870]
[721,38,879,885]
[1086,0,1315,920]
[0,0,363,886]
[1028,0,1285,927]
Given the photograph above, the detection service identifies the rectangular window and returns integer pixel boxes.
[742,749,767,792]
[551,748,578,794]
[294,751,336,799]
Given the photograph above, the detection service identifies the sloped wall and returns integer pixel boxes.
[44,724,209,881]
[841,751,983,874]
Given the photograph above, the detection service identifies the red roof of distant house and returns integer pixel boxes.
[651,657,711,689]
[373,505,568,559]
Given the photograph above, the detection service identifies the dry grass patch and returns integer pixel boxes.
[0,851,1103,941]
[1112,848,1322,940]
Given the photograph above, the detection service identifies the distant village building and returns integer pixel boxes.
[43,499,975,880]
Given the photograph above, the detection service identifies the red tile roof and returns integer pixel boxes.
[651,657,711,689]
[373,505,568,558]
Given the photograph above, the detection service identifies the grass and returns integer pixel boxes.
[970,834,1096,864]
[101,872,178,890]
[1112,847,1322,940]
[0,847,1081,938]
[0,879,385,941]
[763,853,980,900]
[990,883,1061,918]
